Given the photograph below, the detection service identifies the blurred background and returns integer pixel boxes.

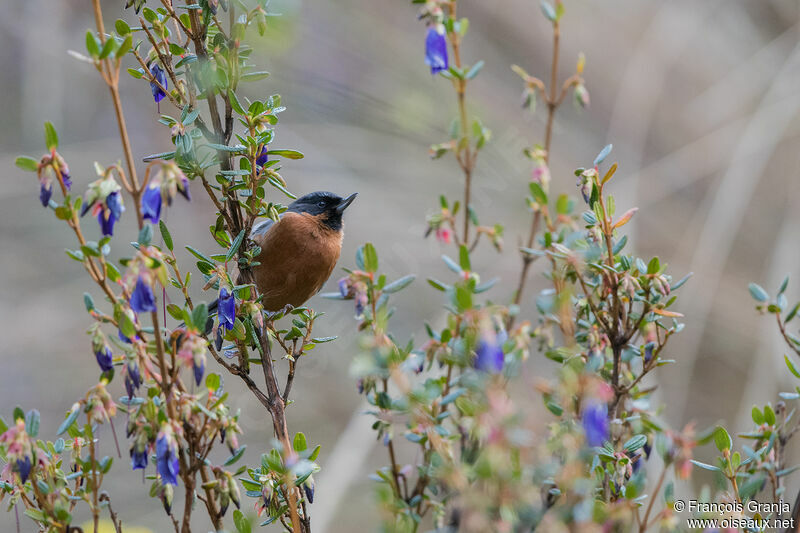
[3,0,800,530]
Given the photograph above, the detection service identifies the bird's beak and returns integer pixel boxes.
[335,193,358,214]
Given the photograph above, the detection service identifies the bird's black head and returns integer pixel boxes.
[288,191,357,231]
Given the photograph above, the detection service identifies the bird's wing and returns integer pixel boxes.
[251,217,276,238]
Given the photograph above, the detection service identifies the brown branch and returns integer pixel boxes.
[99,493,123,533]
[777,312,800,358]
[446,1,475,246]
[90,0,142,226]
[509,19,563,321]
[638,464,668,533]
[159,0,192,36]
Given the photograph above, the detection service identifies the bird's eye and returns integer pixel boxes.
[317,201,326,208]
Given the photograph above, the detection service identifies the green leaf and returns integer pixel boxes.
[646,257,660,275]
[182,109,200,126]
[293,432,307,452]
[85,30,100,57]
[465,60,484,80]
[309,445,321,462]
[115,19,131,35]
[241,71,270,82]
[119,312,137,340]
[186,246,215,265]
[24,509,46,522]
[427,278,447,291]
[267,149,304,160]
[44,122,59,150]
[556,194,570,215]
[192,303,208,333]
[738,473,766,501]
[785,355,800,379]
[205,373,221,392]
[227,90,245,115]
[454,284,473,311]
[159,220,174,251]
[441,254,462,274]
[713,426,732,452]
[529,182,548,205]
[764,404,776,426]
[233,509,252,533]
[362,243,378,273]
[25,410,40,438]
[167,304,184,321]
[83,292,95,312]
[540,0,557,21]
[224,445,247,466]
[205,143,246,153]
[15,156,38,172]
[623,435,647,453]
[751,406,764,425]
[748,283,769,302]
[226,230,245,262]
[690,460,722,472]
[593,144,613,166]
[116,35,132,58]
[458,245,471,271]
[383,275,415,294]
[786,302,800,323]
[138,224,153,246]
[779,275,790,294]
[98,37,116,59]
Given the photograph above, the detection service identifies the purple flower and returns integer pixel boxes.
[94,346,113,372]
[355,291,367,317]
[150,64,167,103]
[338,277,351,297]
[177,176,191,201]
[59,166,72,190]
[125,362,142,398]
[130,276,156,313]
[644,342,655,364]
[303,475,315,504]
[256,146,269,168]
[581,401,609,447]
[156,430,179,485]
[98,190,124,236]
[141,183,162,223]
[474,337,504,373]
[425,27,448,75]
[130,445,148,470]
[218,287,236,332]
[193,357,204,386]
[16,456,31,484]
[39,181,53,207]
[215,328,224,351]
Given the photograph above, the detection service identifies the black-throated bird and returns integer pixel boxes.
[196,191,356,343]
[245,191,357,311]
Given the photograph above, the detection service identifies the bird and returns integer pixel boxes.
[245,190,357,311]
[186,190,356,344]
